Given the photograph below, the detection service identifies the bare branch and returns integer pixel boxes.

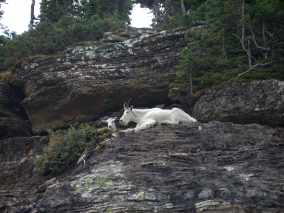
[236,61,273,78]
[233,33,248,52]
[233,33,253,67]
[241,0,245,46]
[233,33,243,48]
[265,30,274,38]
[248,24,270,52]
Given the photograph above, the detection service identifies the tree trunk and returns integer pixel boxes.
[262,21,268,59]
[241,0,245,47]
[180,0,186,15]
[188,71,193,97]
[29,0,36,29]
[222,31,228,60]
[247,38,252,69]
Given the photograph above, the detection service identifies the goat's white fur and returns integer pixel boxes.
[102,117,117,130]
[119,106,197,132]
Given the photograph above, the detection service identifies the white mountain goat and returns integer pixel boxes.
[102,117,117,131]
[119,104,197,132]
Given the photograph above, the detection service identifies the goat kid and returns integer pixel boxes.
[102,117,117,131]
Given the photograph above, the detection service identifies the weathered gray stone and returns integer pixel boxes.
[0,82,31,139]
[1,122,282,212]
[195,200,245,213]
[16,29,187,129]
[193,80,284,127]
[0,136,48,212]
[198,188,213,200]
[0,136,48,162]
[0,117,32,139]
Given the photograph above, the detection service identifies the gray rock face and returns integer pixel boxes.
[193,80,284,127]
[0,117,32,139]
[2,122,283,212]
[0,136,48,212]
[102,28,156,43]
[16,29,187,129]
[2,28,284,213]
[0,82,31,138]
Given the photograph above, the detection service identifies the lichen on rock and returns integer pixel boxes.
[15,29,187,129]
[193,80,284,127]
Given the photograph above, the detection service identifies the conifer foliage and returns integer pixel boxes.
[0,0,133,69]
[166,0,284,95]
[0,0,283,91]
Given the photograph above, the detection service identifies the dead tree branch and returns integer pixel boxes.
[228,61,272,82]
[249,24,270,52]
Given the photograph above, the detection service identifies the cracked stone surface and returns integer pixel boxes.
[1,122,283,213]
[15,29,187,129]
[0,82,31,139]
[193,80,284,127]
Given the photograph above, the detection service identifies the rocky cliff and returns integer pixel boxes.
[0,28,284,213]
[193,80,284,127]
[15,29,187,129]
[1,122,283,212]
[0,82,31,139]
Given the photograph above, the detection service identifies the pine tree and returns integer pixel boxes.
[0,0,5,18]
[80,0,132,22]
[40,0,78,23]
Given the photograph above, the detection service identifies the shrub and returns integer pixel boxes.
[35,124,111,176]
[0,71,15,82]
[164,14,192,29]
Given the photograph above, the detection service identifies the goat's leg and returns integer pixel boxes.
[135,119,156,132]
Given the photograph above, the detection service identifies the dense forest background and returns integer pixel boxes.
[0,0,283,95]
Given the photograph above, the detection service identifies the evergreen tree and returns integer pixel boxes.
[80,0,132,23]
[167,0,284,94]
[0,0,5,18]
[40,0,79,23]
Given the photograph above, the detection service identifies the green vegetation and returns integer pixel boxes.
[0,0,283,94]
[0,16,125,69]
[0,0,132,70]
[166,0,284,95]
[169,46,193,98]
[0,70,15,82]
[35,124,111,176]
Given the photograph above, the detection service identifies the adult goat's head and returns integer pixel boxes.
[119,102,134,126]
